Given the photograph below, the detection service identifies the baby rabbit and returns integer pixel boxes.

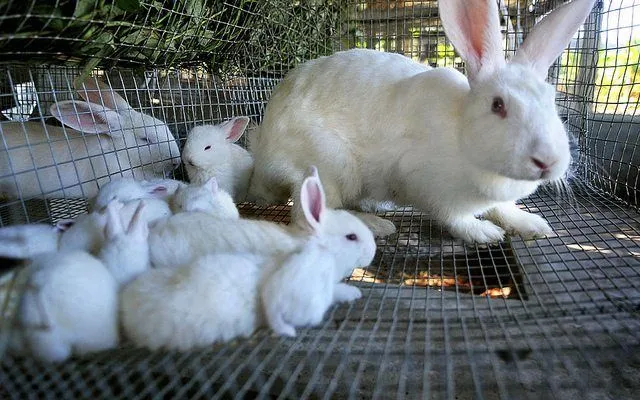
[149,166,374,270]
[182,117,252,201]
[89,176,184,212]
[11,201,149,363]
[121,168,376,350]
[248,0,597,243]
[169,177,239,219]
[261,172,376,337]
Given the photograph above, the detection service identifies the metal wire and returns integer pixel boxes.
[1,0,640,398]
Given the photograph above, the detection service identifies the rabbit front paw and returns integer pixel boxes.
[485,204,553,239]
[333,283,362,303]
[447,217,506,244]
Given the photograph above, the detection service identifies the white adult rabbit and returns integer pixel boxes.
[182,117,252,201]
[11,250,119,363]
[89,176,184,212]
[261,172,375,337]
[0,77,181,200]
[248,0,596,243]
[121,169,376,350]
[149,166,375,270]
[169,176,239,218]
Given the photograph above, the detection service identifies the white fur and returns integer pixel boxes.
[169,177,239,219]
[89,177,184,212]
[183,117,253,201]
[98,201,150,285]
[150,167,376,270]
[0,78,180,199]
[120,252,268,351]
[248,0,596,243]
[12,251,119,362]
[0,224,63,259]
[260,174,376,337]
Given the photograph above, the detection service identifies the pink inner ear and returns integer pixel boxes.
[150,186,167,195]
[225,118,248,142]
[306,181,323,224]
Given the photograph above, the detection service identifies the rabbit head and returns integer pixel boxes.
[89,176,183,212]
[182,117,250,173]
[170,177,240,218]
[440,0,596,182]
[50,78,181,180]
[297,166,377,277]
[99,200,150,285]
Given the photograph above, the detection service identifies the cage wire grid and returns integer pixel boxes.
[0,0,639,398]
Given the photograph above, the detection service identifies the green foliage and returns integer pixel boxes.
[594,38,640,114]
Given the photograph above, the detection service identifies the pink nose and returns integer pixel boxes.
[532,157,554,171]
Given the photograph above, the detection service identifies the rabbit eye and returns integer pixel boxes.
[491,97,506,118]
[346,233,358,241]
[204,145,211,151]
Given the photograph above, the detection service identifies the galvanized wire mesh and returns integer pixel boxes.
[1,0,640,398]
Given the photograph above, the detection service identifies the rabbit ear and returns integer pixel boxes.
[104,200,125,239]
[147,185,168,198]
[54,219,75,233]
[126,201,148,238]
[50,101,124,136]
[512,0,596,79]
[300,174,326,231]
[220,117,250,143]
[438,0,505,82]
[75,77,132,113]
[206,176,219,193]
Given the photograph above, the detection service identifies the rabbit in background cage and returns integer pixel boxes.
[248,0,597,244]
[0,77,181,200]
[181,116,253,201]
[8,201,148,363]
[169,176,239,218]
[120,168,375,350]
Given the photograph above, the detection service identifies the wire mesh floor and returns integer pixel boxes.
[1,180,639,399]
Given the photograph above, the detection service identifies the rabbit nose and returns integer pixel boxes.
[531,157,555,171]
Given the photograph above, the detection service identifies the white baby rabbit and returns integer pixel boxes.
[149,166,375,270]
[0,221,72,259]
[261,172,376,337]
[121,169,376,350]
[120,252,267,351]
[248,0,596,243]
[182,117,252,201]
[98,201,150,286]
[169,176,239,218]
[12,250,119,362]
[0,77,181,199]
[89,176,184,212]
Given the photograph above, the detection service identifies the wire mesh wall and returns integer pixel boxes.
[0,0,639,398]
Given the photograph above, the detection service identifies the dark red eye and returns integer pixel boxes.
[346,233,358,241]
[491,97,506,118]
[204,145,211,150]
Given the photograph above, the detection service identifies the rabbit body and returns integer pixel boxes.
[249,0,597,243]
[0,79,180,200]
[169,177,239,218]
[14,251,119,362]
[121,252,269,350]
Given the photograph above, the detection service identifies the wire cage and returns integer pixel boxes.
[1,0,639,398]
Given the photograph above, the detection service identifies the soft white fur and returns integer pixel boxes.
[182,117,253,201]
[13,251,119,362]
[248,0,596,243]
[0,224,63,259]
[89,177,184,212]
[121,252,268,351]
[260,173,376,337]
[122,168,376,350]
[169,177,239,219]
[0,78,180,199]
[98,201,150,286]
